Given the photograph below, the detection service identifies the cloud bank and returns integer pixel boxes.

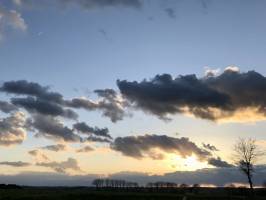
[1,166,266,186]
[111,134,210,160]
[117,68,266,123]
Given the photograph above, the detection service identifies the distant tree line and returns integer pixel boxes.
[92,179,203,189]
[146,182,201,188]
[92,179,138,188]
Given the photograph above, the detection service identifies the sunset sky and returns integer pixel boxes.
[0,0,266,186]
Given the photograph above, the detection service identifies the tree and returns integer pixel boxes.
[234,138,264,191]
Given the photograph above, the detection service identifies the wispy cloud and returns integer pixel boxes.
[0,5,27,40]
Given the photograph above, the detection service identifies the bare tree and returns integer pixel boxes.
[234,138,264,190]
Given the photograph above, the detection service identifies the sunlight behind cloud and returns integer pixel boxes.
[168,154,210,171]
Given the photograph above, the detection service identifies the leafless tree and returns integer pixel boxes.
[234,138,264,190]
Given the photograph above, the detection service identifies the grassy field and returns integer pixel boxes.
[0,187,265,200]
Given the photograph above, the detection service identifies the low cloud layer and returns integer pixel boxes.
[41,144,67,152]
[117,69,266,122]
[0,166,266,186]
[36,158,81,173]
[0,161,30,167]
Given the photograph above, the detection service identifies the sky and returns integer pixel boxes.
[0,0,266,186]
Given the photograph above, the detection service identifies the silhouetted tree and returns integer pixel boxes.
[179,183,188,188]
[92,179,102,188]
[234,138,264,191]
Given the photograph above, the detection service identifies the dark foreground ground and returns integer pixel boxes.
[0,186,265,200]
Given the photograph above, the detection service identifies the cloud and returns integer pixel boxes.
[66,89,129,122]
[0,101,17,113]
[202,143,219,151]
[0,161,30,167]
[1,80,64,103]
[28,149,49,162]
[76,145,94,153]
[117,69,266,123]
[36,158,82,173]
[41,144,67,152]
[0,5,27,39]
[13,0,142,10]
[11,97,78,119]
[73,122,112,139]
[1,80,77,119]
[204,67,220,77]
[208,157,234,168]
[0,112,27,146]
[111,134,211,160]
[86,135,112,143]
[29,114,82,143]
[164,8,176,19]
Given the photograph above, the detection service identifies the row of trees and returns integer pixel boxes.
[92,179,138,188]
[146,182,199,188]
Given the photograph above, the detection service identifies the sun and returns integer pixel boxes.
[168,154,209,171]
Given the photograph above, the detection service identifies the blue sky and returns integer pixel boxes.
[0,0,266,186]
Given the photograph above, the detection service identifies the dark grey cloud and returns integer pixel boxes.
[11,97,78,119]
[111,134,211,160]
[60,0,142,9]
[1,80,78,119]
[13,0,142,9]
[36,158,81,173]
[28,114,110,144]
[66,89,129,122]
[1,80,63,103]
[164,8,176,19]
[87,135,111,143]
[0,101,17,113]
[76,145,94,153]
[41,144,67,152]
[73,122,112,139]
[0,161,31,167]
[0,112,27,146]
[202,143,219,151]
[208,157,234,168]
[30,114,82,143]
[117,69,266,122]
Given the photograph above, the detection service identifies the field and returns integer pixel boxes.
[0,187,265,200]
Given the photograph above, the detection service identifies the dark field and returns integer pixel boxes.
[0,187,266,200]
